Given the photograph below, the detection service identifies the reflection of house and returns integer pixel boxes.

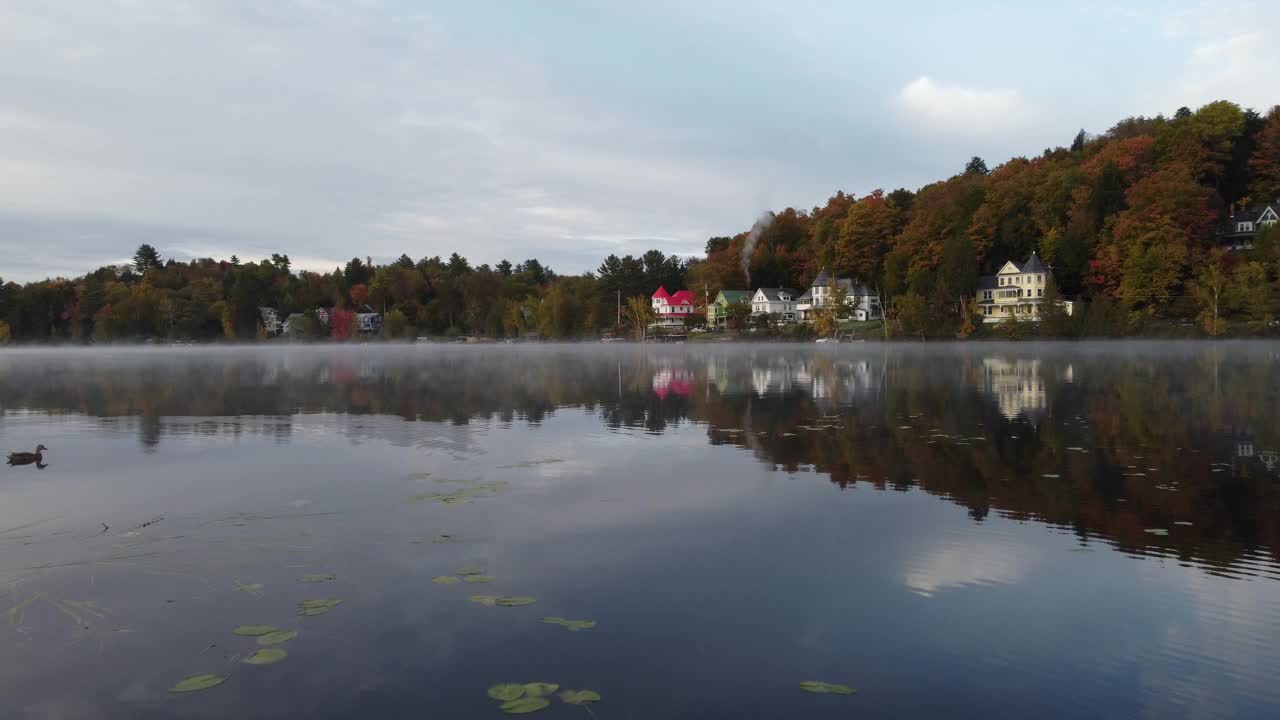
[651,287,696,329]
[1222,199,1279,250]
[981,357,1047,424]
[795,268,882,322]
[356,313,383,335]
[975,252,1073,324]
[751,288,799,322]
[652,368,694,399]
[1260,450,1279,471]
[707,290,752,329]
[258,307,282,334]
[316,307,332,326]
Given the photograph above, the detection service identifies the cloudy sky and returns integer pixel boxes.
[2,1,1277,281]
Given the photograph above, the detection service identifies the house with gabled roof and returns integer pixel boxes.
[795,267,882,322]
[651,286,696,329]
[1222,199,1280,250]
[975,251,1072,324]
[707,289,752,329]
[751,288,799,322]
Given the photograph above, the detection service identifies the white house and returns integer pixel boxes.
[257,307,282,334]
[795,268,882,322]
[975,251,1073,324]
[651,286,696,329]
[751,288,799,322]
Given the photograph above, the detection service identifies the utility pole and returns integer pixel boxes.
[616,289,621,327]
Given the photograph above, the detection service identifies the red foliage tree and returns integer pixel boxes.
[330,307,356,341]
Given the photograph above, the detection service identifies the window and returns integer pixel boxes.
[1037,289,1043,297]
[999,278,1004,286]
[1238,222,1254,232]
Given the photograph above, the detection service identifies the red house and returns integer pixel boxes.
[651,287,695,329]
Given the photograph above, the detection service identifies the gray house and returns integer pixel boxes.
[1222,200,1280,249]
[796,268,882,322]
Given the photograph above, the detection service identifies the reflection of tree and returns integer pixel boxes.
[2,346,1279,575]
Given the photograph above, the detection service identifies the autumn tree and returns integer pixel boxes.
[624,295,654,341]
[965,156,989,175]
[133,244,163,275]
[1190,257,1229,336]
[1249,106,1280,202]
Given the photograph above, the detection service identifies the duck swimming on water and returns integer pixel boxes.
[7,445,47,466]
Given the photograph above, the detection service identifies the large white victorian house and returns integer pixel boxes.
[975,251,1072,324]
[751,288,799,322]
[795,268,882,322]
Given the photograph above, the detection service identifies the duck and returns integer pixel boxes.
[7,445,47,466]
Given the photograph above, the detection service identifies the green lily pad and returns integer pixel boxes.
[257,630,298,646]
[1144,528,1169,536]
[487,684,526,701]
[457,566,485,576]
[462,575,495,584]
[800,681,856,695]
[470,595,499,607]
[541,617,596,631]
[297,598,342,616]
[298,573,336,583]
[432,576,460,585]
[495,596,536,607]
[523,682,559,697]
[500,697,550,714]
[235,582,263,594]
[559,690,601,705]
[169,673,226,693]
[233,624,277,637]
[431,534,462,544]
[243,648,287,665]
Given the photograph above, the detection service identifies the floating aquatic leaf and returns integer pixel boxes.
[1144,528,1169,536]
[1174,521,1193,526]
[298,573,336,583]
[410,482,510,505]
[257,629,298,646]
[559,690,601,705]
[498,459,564,469]
[522,683,559,697]
[541,617,596,631]
[432,576,460,585]
[495,596,536,607]
[243,648,287,665]
[462,575,495,584]
[500,697,550,714]
[470,595,499,607]
[233,624,277,637]
[457,566,485,576]
[800,681,856,695]
[488,684,526,701]
[170,674,226,693]
[235,582,264,594]
[297,598,342,616]
[430,534,462,544]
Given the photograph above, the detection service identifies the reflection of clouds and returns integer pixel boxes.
[903,537,1034,597]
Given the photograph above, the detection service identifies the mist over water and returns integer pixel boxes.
[1,342,1279,719]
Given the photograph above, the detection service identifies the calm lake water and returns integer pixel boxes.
[2,343,1279,719]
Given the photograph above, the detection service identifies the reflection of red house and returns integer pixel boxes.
[652,287,695,329]
[653,369,694,399]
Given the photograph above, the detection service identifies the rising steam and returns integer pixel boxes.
[740,211,774,287]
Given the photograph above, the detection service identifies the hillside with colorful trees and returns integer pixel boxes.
[2,100,1279,342]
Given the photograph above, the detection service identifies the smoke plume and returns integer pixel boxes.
[740,211,774,287]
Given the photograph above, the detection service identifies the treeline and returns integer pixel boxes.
[2,99,1280,342]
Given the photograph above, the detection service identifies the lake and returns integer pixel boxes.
[1,342,1279,719]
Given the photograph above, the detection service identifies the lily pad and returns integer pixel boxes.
[169,673,226,693]
[470,595,499,607]
[500,697,550,714]
[297,598,342,616]
[457,566,485,576]
[298,573,336,583]
[233,624,277,637]
[559,690,601,705]
[488,684,526,701]
[800,681,856,695]
[235,582,264,594]
[541,617,596,631]
[243,648,287,665]
[257,630,298,646]
[432,576,460,585]
[462,575,495,584]
[495,596,536,607]
[523,682,559,697]
[1144,528,1169,536]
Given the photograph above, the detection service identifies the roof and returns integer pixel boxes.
[717,290,752,304]
[652,286,670,300]
[832,277,877,297]
[755,288,799,302]
[977,275,999,290]
[1021,252,1046,274]
[668,290,694,305]
[811,268,833,287]
[796,289,813,302]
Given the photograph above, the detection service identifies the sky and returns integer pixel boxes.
[1,0,1278,282]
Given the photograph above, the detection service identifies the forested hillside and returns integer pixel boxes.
[2,100,1278,342]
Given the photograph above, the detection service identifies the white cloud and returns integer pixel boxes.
[894,76,1031,137]
[1172,32,1280,110]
